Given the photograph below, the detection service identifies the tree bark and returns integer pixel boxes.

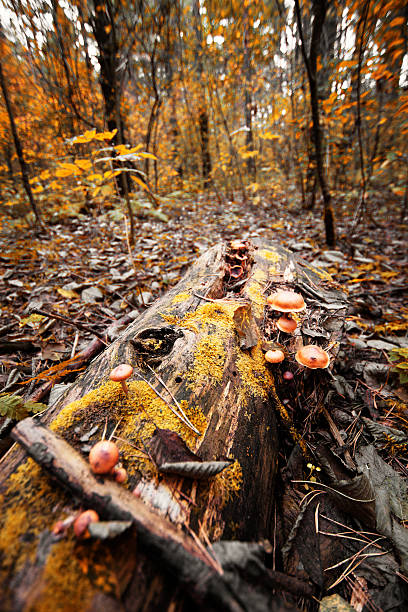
[294,0,336,246]
[0,240,347,611]
[193,0,212,188]
[0,58,44,228]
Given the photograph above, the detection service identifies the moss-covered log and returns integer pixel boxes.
[0,240,348,611]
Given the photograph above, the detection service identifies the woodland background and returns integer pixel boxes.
[0,0,407,243]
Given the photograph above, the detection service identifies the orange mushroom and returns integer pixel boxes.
[112,466,127,484]
[73,510,99,538]
[265,349,285,363]
[295,345,330,369]
[267,290,306,312]
[89,440,119,474]
[276,315,297,333]
[109,363,133,397]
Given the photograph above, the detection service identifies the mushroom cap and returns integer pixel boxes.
[276,315,297,333]
[265,349,285,363]
[89,440,119,474]
[73,510,99,538]
[267,290,306,312]
[295,345,330,369]
[230,240,247,250]
[113,466,127,484]
[109,364,133,382]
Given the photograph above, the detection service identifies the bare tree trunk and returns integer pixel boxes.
[243,6,256,180]
[294,0,336,246]
[193,0,212,188]
[0,59,44,229]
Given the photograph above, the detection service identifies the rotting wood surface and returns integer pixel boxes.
[0,240,348,612]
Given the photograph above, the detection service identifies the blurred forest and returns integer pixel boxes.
[0,0,407,244]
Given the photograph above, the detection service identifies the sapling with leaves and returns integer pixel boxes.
[388,347,408,385]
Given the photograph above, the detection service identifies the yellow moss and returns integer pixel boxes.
[236,343,273,404]
[214,460,243,505]
[246,282,265,318]
[161,300,238,334]
[49,382,125,433]
[187,334,227,389]
[0,459,69,580]
[171,292,191,304]
[31,540,95,612]
[0,505,28,569]
[258,248,280,263]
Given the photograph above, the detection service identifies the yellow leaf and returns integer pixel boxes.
[138,152,158,160]
[19,314,45,328]
[241,150,258,159]
[93,186,101,196]
[103,169,121,180]
[115,145,128,155]
[31,185,44,194]
[57,287,79,299]
[49,180,63,190]
[378,117,387,125]
[87,173,103,182]
[347,277,376,284]
[55,168,75,178]
[40,170,50,180]
[133,176,150,192]
[389,17,405,28]
[95,129,118,141]
[261,131,281,140]
[72,129,96,143]
[75,159,92,171]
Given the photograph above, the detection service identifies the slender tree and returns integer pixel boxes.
[0,50,44,229]
[294,0,336,246]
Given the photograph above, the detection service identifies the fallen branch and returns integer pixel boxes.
[11,418,247,611]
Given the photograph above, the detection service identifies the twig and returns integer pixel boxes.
[134,371,200,435]
[70,331,79,358]
[292,481,375,503]
[31,308,108,344]
[321,405,356,469]
[144,363,198,433]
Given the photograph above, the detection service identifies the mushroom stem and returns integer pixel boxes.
[120,381,129,397]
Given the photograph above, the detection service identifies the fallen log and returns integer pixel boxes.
[0,240,348,611]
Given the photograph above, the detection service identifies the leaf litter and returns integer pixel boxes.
[0,192,407,607]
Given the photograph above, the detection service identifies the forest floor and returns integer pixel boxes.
[0,188,407,404]
[0,188,408,608]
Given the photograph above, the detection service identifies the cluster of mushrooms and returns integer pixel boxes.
[264,289,330,370]
[58,292,330,539]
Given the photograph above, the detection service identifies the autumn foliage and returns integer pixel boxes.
[0,0,407,242]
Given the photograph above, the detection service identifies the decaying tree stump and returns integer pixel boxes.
[0,240,348,611]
